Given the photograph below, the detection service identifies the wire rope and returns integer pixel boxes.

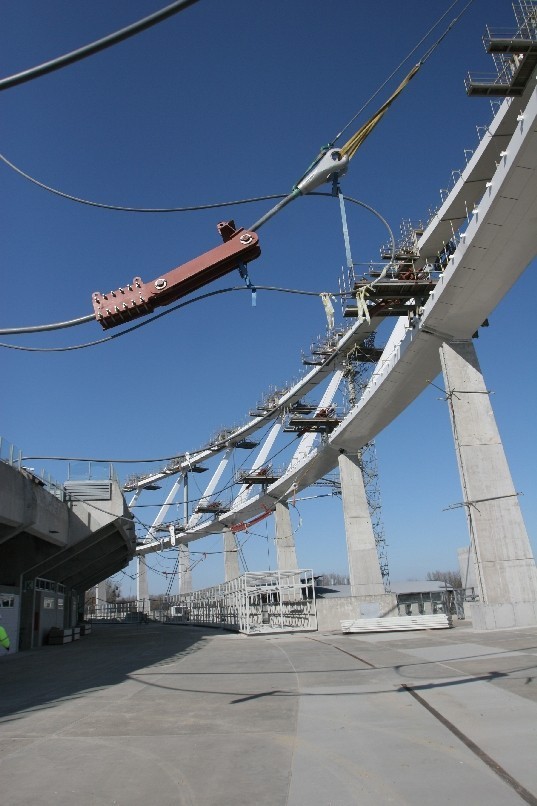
[0,0,202,92]
[331,0,473,145]
[0,152,288,213]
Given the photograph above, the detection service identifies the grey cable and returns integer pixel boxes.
[332,0,474,144]
[249,190,301,232]
[0,152,288,212]
[0,0,202,92]
[0,312,95,335]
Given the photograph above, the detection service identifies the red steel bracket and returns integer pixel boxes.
[92,221,261,329]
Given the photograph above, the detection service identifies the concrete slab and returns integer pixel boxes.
[0,623,536,805]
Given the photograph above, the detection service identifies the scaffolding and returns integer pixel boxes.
[159,570,317,634]
[466,0,537,96]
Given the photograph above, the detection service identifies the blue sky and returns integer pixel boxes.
[1,0,535,596]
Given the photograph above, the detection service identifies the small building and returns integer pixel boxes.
[314,579,455,616]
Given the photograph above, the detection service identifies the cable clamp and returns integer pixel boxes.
[238,262,256,306]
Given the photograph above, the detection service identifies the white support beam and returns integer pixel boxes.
[146,475,183,542]
[188,448,232,529]
[233,421,283,509]
[289,369,344,470]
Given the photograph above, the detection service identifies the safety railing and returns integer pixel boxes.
[0,435,65,499]
[155,570,318,634]
[0,436,22,469]
[66,461,119,484]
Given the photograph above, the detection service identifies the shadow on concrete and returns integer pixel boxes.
[0,623,219,722]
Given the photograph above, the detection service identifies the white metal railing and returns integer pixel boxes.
[85,600,148,621]
[0,435,65,499]
[160,570,317,634]
[0,436,22,469]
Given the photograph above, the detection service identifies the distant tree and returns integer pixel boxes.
[105,580,121,602]
[426,570,462,589]
[84,579,121,608]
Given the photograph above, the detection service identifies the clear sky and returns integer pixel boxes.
[1,0,535,597]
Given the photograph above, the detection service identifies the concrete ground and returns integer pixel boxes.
[1,621,536,806]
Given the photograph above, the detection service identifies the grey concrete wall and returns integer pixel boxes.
[0,463,68,547]
[0,587,20,654]
[316,593,398,631]
[1,463,134,555]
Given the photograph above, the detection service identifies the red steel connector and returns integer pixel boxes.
[92,221,261,329]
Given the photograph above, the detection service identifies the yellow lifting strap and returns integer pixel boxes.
[340,63,421,162]
[320,292,335,329]
[356,286,371,325]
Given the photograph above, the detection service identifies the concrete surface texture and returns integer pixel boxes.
[440,340,537,630]
[338,451,385,597]
[223,528,240,582]
[274,501,299,571]
[1,622,536,806]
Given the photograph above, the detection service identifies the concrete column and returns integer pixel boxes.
[178,543,192,595]
[274,501,298,570]
[95,581,107,611]
[136,557,149,613]
[338,451,385,597]
[223,528,240,581]
[440,341,537,628]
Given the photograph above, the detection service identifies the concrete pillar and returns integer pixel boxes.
[223,528,240,581]
[338,451,385,597]
[178,543,192,595]
[136,556,149,613]
[274,501,298,570]
[95,581,107,611]
[440,341,537,628]
[457,546,476,590]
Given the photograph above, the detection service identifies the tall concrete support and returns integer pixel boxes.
[440,341,537,629]
[338,451,385,597]
[95,580,107,608]
[274,501,298,570]
[223,528,240,581]
[136,556,149,613]
[178,543,192,595]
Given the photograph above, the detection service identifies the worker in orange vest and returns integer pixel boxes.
[0,617,10,651]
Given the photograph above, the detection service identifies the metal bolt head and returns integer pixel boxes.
[154,278,167,290]
[239,233,253,245]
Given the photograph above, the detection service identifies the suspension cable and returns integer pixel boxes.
[332,0,475,144]
[0,152,288,213]
[0,0,202,92]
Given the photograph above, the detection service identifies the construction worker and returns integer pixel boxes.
[0,616,10,652]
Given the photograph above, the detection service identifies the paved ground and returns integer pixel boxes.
[1,621,536,805]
